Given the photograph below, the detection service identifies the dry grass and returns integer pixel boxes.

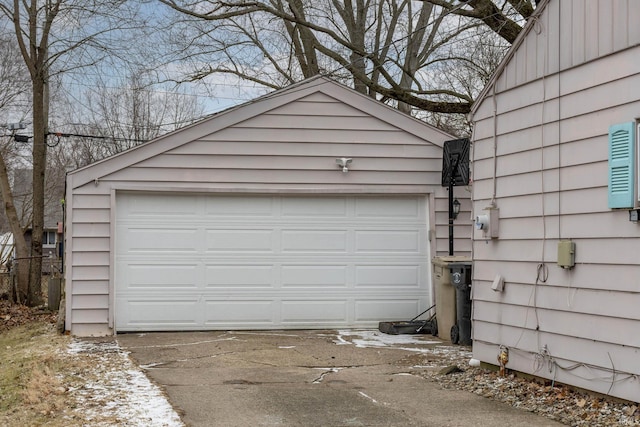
[0,320,179,426]
[0,321,120,426]
[0,322,72,426]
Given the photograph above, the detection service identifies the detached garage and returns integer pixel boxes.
[65,76,469,336]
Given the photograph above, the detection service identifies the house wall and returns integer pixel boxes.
[66,82,470,336]
[471,0,640,402]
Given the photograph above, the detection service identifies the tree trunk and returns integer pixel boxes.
[28,73,46,306]
[398,3,434,114]
[285,0,320,78]
[0,147,30,303]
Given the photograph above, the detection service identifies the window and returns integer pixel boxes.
[608,122,636,209]
[42,231,56,247]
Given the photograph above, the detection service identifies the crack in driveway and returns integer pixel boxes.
[312,367,344,384]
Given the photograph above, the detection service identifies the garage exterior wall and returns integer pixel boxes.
[66,78,470,336]
[470,0,640,402]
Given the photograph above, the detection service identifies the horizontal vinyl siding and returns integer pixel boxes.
[474,261,640,293]
[473,340,639,400]
[104,169,442,186]
[433,189,472,257]
[474,283,640,324]
[474,301,640,349]
[136,155,442,172]
[199,128,436,145]
[473,332,640,374]
[68,192,111,335]
[496,0,640,91]
[470,2,640,401]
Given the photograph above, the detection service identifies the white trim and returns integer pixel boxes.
[637,121,640,204]
[109,188,117,331]
[64,173,73,332]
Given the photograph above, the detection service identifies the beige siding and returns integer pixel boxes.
[66,78,469,336]
[470,0,640,402]
[495,0,640,92]
[433,188,472,257]
[66,191,112,335]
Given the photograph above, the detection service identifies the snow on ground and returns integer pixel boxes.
[66,339,184,427]
[335,329,442,352]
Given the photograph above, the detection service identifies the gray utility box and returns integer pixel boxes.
[432,256,471,342]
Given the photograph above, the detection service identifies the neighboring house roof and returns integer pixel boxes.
[68,76,454,190]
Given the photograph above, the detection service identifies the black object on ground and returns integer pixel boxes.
[378,305,438,335]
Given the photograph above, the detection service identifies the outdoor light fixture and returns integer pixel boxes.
[453,199,461,219]
[336,157,352,173]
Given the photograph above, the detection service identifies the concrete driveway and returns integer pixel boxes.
[117,330,562,427]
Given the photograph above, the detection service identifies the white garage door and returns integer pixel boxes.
[115,193,431,331]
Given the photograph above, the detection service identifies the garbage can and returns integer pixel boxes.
[449,262,472,346]
[432,256,470,341]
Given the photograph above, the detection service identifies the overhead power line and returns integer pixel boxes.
[12,131,148,147]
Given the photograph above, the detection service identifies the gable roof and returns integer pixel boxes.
[469,0,550,117]
[69,76,453,189]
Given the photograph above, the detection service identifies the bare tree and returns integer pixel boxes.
[158,0,533,118]
[427,0,533,44]
[0,28,31,303]
[0,0,145,306]
[50,67,206,169]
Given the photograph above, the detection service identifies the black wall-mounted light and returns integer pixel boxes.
[453,199,461,220]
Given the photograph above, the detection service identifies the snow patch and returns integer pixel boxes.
[334,329,440,352]
[66,339,184,426]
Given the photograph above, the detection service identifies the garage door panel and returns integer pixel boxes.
[120,193,200,216]
[121,228,200,252]
[206,265,275,287]
[124,264,199,288]
[355,300,421,321]
[355,197,421,218]
[115,193,431,331]
[281,197,347,217]
[281,300,347,323]
[120,299,201,327]
[281,230,347,252]
[206,229,274,251]
[355,265,421,287]
[205,196,273,216]
[281,265,348,287]
[204,300,276,324]
[355,231,420,252]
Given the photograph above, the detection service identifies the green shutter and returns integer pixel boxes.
[608,122,636,209]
